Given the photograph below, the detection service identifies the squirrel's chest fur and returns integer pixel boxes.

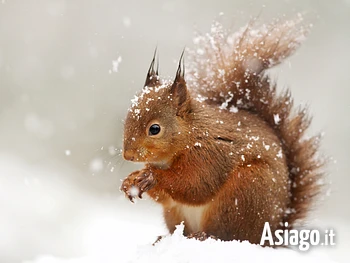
[169,199,210,233]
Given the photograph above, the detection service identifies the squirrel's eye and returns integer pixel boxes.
[149,124,161,136]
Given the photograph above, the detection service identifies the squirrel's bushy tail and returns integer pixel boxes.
[187,17,323,227]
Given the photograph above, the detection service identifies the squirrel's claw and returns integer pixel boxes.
[135,173,156,193]
[128,193,135,203]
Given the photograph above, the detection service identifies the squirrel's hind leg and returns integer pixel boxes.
[201,164,289,244]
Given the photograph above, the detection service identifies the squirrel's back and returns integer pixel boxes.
[187,17,323,228]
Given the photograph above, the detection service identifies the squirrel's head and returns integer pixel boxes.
[123,50,192,167]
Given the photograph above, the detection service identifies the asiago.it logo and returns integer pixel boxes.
[260,222,336,251]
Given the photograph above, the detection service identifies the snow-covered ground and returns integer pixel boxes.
[25,225,337,263]
[0,153,346,263]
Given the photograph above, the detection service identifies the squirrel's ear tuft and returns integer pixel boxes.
[144,47,160,87]
[170,50,189,110]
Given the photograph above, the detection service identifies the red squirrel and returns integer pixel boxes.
[120,18,323,244]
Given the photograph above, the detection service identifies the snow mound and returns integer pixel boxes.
[0,154,337,263]
[25,224,335,263]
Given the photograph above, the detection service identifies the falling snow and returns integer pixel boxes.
[89,158,103,172]
[129,186,139,197]
[110,56,122,73]
[122,16,131,27]
[108,146,117,156]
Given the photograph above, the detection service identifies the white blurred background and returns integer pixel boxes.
[0,0,349,262]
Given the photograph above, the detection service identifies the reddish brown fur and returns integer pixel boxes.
[121,18,323,244]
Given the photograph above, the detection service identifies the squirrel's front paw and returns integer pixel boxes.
[120,170,156,202]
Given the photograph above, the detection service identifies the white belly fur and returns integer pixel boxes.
[177,203,209,232]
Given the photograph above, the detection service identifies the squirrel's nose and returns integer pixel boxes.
[123,150,135,161]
